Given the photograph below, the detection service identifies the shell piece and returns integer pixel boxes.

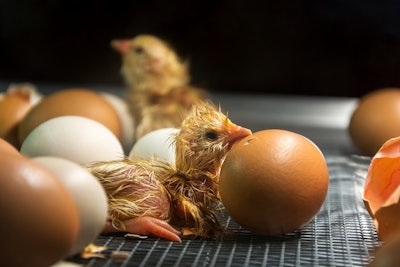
[363,136,400,241]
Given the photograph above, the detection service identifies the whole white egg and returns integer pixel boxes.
[33,156,108,256]
[129,128,178,164]
[20,116,124,164]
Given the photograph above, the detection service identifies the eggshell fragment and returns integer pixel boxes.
[20,116,124,164]
[0,153,79,267]
[129,128,178,164]
[18,88,121,143]
[219,129,329,236]
[33,157,108,256]
[363,136,400,241]
[349,88,400,156]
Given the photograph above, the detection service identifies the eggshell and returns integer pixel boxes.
[363,136,400,242]
[0,153,79,267]
[349,88,400,156]
[0,84,41,147]
[33,156,108,256]
[18,88,121,144]
[219,129,329,236]
[129,128,178,164]
[100,92,135,152]
[0,138,21,156]
[20,116,124,164]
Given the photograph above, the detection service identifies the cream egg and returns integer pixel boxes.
[20,116,124,164]
[129,128,178,164]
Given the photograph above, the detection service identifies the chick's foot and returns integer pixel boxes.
[103,216,182,242]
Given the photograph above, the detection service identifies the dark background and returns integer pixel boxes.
[1,0,400,97]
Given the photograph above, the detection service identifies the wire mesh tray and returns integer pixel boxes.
[69,154,380,267]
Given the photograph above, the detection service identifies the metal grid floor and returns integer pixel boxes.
[69,154,381,267]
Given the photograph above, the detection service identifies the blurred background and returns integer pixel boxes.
[1,0,400,97]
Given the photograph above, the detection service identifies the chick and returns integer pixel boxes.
[111,34,206,139]
[85,101,251,241]
[163,102,252,238]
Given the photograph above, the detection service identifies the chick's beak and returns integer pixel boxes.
[111,39,131,55]
[226,124,252,148]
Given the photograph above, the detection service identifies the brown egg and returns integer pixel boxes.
[18,88,121,144]
[219,129,329,236]
[0,153,79,267]
[363,136,400,242]
[0,89,35,147]
[349,88,400,156]
[0,138,21,156]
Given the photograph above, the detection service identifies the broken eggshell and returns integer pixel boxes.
[363,136,400,242]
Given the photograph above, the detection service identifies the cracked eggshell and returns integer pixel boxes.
[33,156,108,256]
[0,83,42,148]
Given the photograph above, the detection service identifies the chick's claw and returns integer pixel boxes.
[104,216,182,242]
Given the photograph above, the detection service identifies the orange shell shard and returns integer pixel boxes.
[363,136,400,241]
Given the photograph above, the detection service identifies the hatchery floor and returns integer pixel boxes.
[68,154,380,267]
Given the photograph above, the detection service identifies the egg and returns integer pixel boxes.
[0,84,42,147]
[33,156,108,256]
[0,153,79,267]
[0,138,22,156]
[349,88,400,156]
[219,129,329,236]
[129,128,178,164]
[100,92,135,152]
[20,116,124,164]
[18,88,121,144]
[363,136,400,242]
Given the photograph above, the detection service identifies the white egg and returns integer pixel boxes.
[100,92,135,153]
[33,156,108,257]
[129,128,178,164]
[20,116,124,164]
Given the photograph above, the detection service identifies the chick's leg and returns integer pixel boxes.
[103,216,182,242]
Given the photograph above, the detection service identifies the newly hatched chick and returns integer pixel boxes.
[111,34,206,139]
[85,101,251,241]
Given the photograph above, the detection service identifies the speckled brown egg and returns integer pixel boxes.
[349,88,400,156]
[219,129,329,236]
[18,88,121,144]
[0,153,80,267]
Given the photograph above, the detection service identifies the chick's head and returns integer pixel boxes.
[174,101,251,173]
[111,34,189,92]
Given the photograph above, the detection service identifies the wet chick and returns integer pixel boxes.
[85,101,251,241]
[163,102,252,237]
[111,34,206,139]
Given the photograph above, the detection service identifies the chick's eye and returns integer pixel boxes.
[133,46,144,54]
[205,131,218,141]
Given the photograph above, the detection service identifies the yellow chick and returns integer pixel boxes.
[85,102,251,241]
[111,34,206,139]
